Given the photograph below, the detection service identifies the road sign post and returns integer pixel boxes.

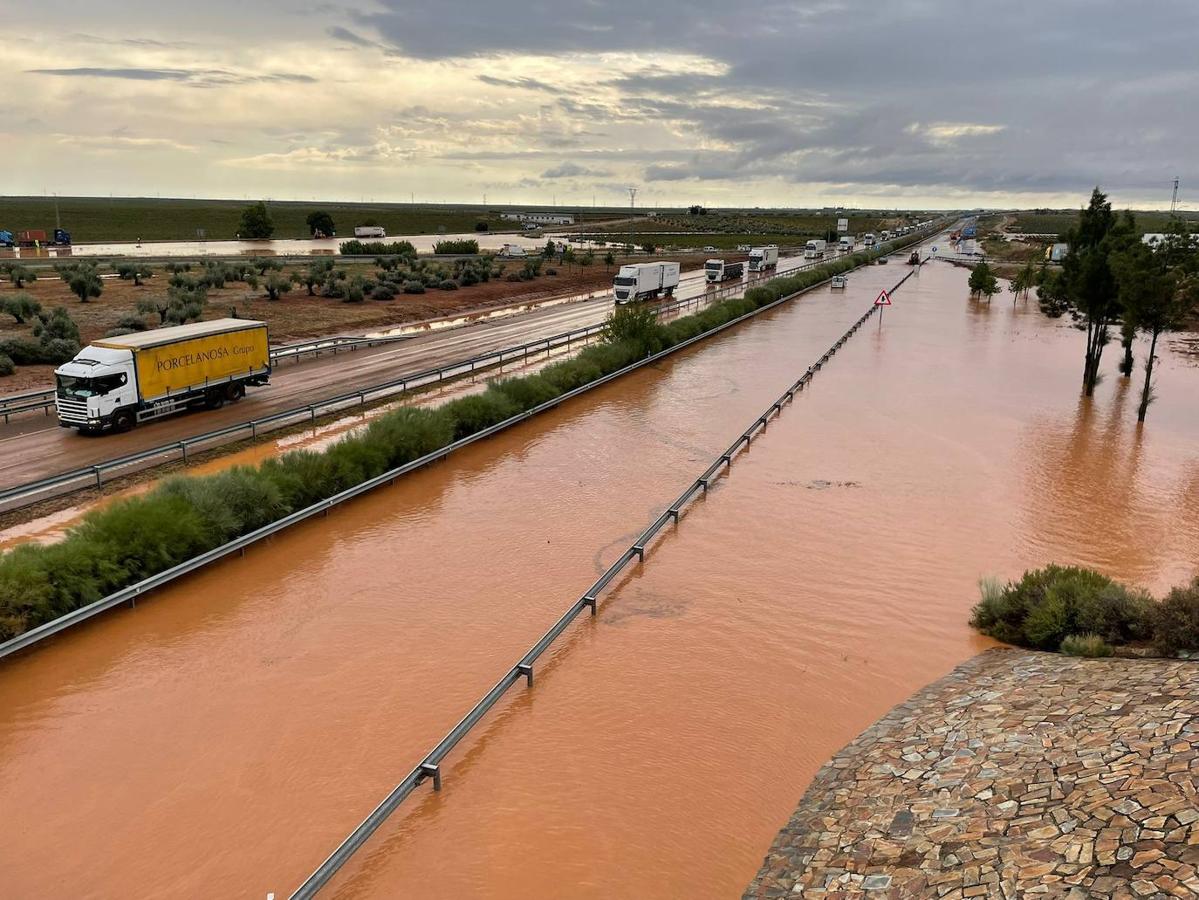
[875,289,891,324]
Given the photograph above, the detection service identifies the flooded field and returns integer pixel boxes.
[1,251,1196,899]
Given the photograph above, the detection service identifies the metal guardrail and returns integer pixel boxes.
[0,241,934,664]
[0,267,795,512]
[286,263,924,900]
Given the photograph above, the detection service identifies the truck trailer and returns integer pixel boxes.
[804,239,827,260]
[838,236,854,252]
[353,225,386,239]
[54,319,270,432]
[704,259,744,283]
[16,228,71,247]
[747,245,779,272]
[613,262,681,303]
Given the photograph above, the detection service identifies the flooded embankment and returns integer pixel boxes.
[0,251,1196,899]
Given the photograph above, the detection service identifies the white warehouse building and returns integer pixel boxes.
[500,212,575,225]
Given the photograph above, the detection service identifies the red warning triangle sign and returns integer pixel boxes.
[874,289,892,306]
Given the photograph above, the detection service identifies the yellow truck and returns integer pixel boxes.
[54,319,270,432]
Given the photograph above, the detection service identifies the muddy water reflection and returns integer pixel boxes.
[0,254,1196,899]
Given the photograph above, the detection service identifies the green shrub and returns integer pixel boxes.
[438,280,459,291]
[0,353,13,376]
[971,565,1154,650]
[603,304,667,356]
[403,281,426,294]
[442,390,521,440]
[432,239,479,254]
[1060,633,1114,657]
[339,240,416,257]
[1152,577,1199,657]
[492,374,561,411]
[371,286,395,301]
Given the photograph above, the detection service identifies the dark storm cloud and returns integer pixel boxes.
[326,26,381,48]
[349,0,1198,199]
[28,67,316,87]
[542,162,613,178]
[477,74,564,94]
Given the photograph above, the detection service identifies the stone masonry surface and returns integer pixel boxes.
[745,649,1198,899]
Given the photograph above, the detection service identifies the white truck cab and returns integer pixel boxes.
[54,347,139,431]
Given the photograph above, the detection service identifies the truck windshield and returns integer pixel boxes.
[705,263,722,270]
[56,373,127,398]
[613,277,636,286]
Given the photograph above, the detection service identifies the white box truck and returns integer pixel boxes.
[705,259,744,283]
[748,245,779,272]
[499,243,528,258]
[54,319,270,433]
[353,225,386,239]
[838,236,855,252]
[804,239,827,260]
[613,262,681,303]
[863,233,877,247]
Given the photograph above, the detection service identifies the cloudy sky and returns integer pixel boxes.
[4,0,1195,209]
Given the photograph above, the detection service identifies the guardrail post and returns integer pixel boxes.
[517,663,533,687]
[93,466,102,487]
[418,763,442,791]
[181,442,188,463]
[583,595,597,615]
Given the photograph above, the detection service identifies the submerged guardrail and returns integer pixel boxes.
[286,264,923,899]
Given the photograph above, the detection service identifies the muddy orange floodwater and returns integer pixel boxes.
[1,248,1197,899]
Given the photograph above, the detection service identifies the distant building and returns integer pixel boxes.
[1046,242,1070,263]
[1141,233,1166,247]
[500,212,575,225]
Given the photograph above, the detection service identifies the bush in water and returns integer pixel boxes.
[1152,577,1199,657]
[969,564,1199,657]
[0,249,888,640]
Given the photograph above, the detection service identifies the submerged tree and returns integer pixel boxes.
[968,261,999,300]
[238,201,274,240]
[1112,225,1199,422]
[1056,188,1136,396]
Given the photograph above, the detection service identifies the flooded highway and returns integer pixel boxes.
[1,251,1197,899]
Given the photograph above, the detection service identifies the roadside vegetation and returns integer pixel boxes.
[0,238,910,639]
[971,565,1199,659]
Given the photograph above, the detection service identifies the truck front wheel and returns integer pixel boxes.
[112,410,136,432]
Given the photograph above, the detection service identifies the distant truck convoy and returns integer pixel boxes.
[353,225,386,239]
[613,261,681,303]
[804,239,827,260]
[747,245,779,272]
[705,259,744,283]
[55,319,270,433]
[838,236,854,252]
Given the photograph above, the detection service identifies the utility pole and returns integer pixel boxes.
[628,186,638,255]
[1171,177,1180,215]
